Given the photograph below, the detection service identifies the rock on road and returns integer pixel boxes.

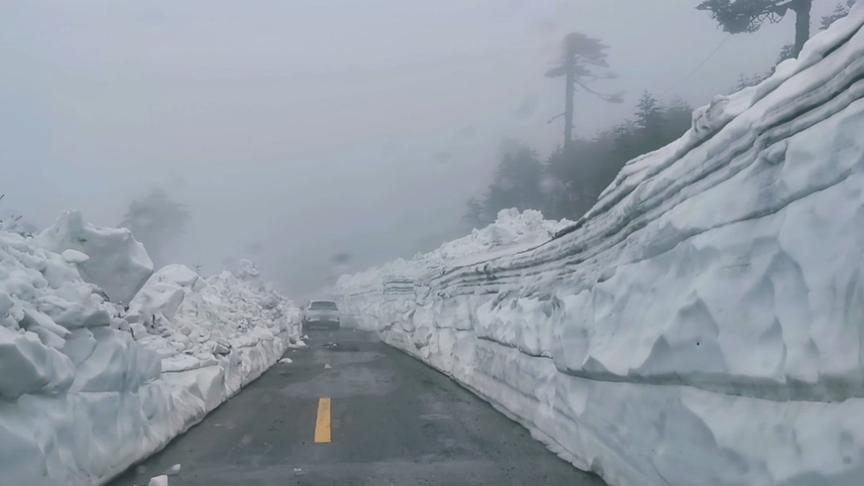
[110,328,605,486]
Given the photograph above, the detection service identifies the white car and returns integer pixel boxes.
[302,300,341,330]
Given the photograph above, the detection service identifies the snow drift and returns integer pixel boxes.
[0,211,300,485]
[336,8,864,486]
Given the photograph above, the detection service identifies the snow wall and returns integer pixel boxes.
[335,8,864,486]
[1,211,301,485]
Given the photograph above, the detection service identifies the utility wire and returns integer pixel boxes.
[679,34,732,85]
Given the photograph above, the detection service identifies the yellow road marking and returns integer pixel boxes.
[314,397,331,444]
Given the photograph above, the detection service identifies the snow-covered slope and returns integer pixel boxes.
[336,7,864,486]
[0,212,301,485]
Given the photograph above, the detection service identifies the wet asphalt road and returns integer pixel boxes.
[109,328,605,486]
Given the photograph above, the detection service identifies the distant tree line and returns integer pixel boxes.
[465,93,692,226]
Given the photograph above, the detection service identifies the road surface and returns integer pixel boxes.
[110,328,605,486]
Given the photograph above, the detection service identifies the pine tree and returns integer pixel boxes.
[544,32,621,153]
[698,0,813,57]
[821,1,856,30]
[635,92,663,131]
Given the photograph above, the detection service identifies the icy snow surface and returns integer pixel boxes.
[0,216,300,485]
[147,475,169,486]
[336,7,864,486]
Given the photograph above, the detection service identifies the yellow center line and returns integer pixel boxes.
[314,397,331,444]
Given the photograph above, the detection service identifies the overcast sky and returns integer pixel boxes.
[0,0,841,297]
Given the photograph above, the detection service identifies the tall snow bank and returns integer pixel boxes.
[336,7,864,486]
[1,219,300,485]
[38,211,154,304]
[336,209,569,329]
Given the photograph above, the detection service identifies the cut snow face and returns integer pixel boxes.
[0,231,127,400]
[0,215,300,486]
[335,6,864,486]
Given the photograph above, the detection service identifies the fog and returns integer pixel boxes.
[0,0,838,297]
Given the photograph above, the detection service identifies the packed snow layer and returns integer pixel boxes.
[0,217,300,485]
[336,208,570,330]
[336,8,864,486]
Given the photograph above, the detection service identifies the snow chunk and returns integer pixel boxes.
[0,327,74,399]
[38,211,154,304]
[61,249,89,264]
[129,263,301,373]
[70,327,160,393]
[148,475,169,486]
[286,338,307,349]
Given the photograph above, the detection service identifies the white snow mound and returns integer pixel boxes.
[1,221,300,485]
[336,7,864,486]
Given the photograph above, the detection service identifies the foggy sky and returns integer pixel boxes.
[1,0,840,297]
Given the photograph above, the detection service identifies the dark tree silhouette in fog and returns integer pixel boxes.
[465,141,545,227]
[544,94,692,220]
[821,1,857,29]
[466,96,692,225]
[545,32,621,153]
[122,189,189,265]
[731,0,856,90]
[697,0,813,57]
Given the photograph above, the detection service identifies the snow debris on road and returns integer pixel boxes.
[285,338,307,349]
[0,213,300,485]
[147,475,169,486]
[336,6,864,486]
[279,357,293,364]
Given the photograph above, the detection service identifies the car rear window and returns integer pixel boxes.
[309,301,338,310]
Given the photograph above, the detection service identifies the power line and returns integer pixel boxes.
[679,34,732,85]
